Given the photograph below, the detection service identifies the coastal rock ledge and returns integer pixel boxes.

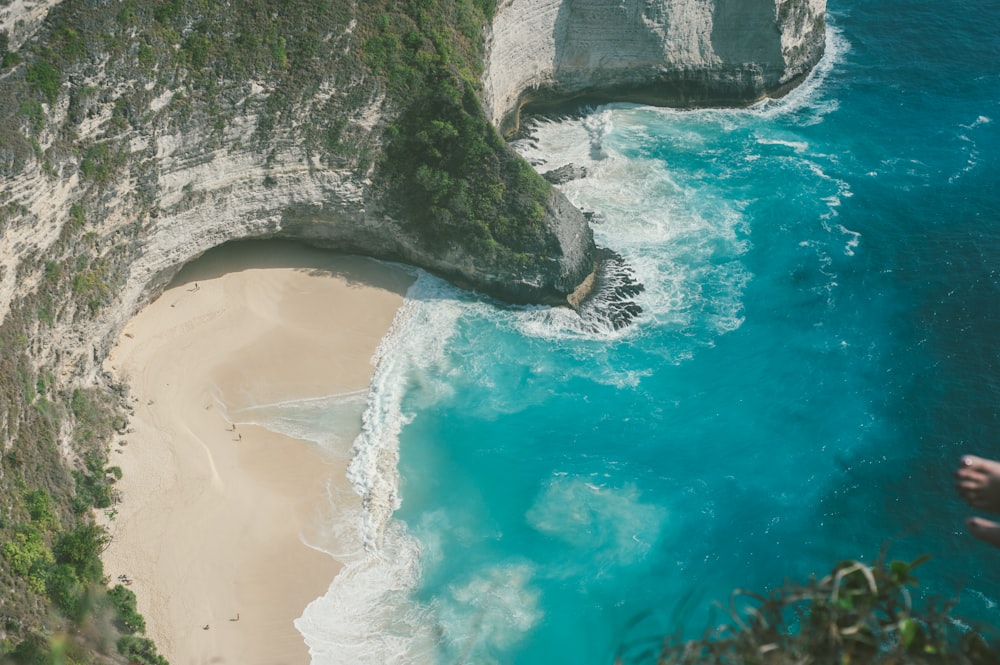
[0,0,826,383]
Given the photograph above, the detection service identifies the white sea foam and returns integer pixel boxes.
[296,272,471,665]
[949,113,992,183]
[432,563,544,664]
[345,273,467,542]
[296,520,436,665]
[750,22,850,123]
[515,109,752,349]
[810,164,860,257]
[969,589,998,610]
[526,476,667,573]
[962,115,992,129]
[755,137,810,153]
[839,225,862,257]
[232,391,369,458]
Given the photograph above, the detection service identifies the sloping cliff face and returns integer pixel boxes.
[483,0,826,132]
[0,0,61,50]
[0,2,600,388]
[0,103,592,383]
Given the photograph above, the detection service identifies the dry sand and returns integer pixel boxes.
[100,241,413,665]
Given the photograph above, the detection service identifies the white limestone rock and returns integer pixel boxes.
[482,0,826,132]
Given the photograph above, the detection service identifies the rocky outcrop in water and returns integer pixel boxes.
[574,249,646,331]
[542,163,588,185]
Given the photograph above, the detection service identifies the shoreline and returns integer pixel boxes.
[100,241,414,665]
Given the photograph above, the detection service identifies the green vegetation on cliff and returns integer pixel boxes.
[1,0,552,266]
[362,0,556,263]
[0,313,164,663]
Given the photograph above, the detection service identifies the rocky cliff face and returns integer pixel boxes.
[0,0,826,386]
[483,0,826,132]
[0,0,61,51]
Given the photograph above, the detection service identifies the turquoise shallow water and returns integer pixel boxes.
[281,1,1000,662]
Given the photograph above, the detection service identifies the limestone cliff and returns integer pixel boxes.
[483,0,826,133]
[0,3,610,383]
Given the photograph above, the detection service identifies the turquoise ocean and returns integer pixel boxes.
[254,0,1000,662]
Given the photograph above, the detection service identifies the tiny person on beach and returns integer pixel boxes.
[955,455,1000,548]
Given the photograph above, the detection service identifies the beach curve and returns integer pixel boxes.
[100,240,414,665]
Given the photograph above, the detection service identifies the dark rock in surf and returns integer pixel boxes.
[543,164,589,184]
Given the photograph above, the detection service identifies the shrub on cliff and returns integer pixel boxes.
[365,0,556,264]
[619,555,999,665]
[0,309,149,662]
[381,72,553,259]
[117,635,169,665]
[107,585,145,635]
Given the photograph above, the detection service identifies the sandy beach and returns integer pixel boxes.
[101,241,413,665]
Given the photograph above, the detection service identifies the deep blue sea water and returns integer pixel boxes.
[288,1,1000,662]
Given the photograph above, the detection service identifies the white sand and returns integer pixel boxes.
[100,242,413,665]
